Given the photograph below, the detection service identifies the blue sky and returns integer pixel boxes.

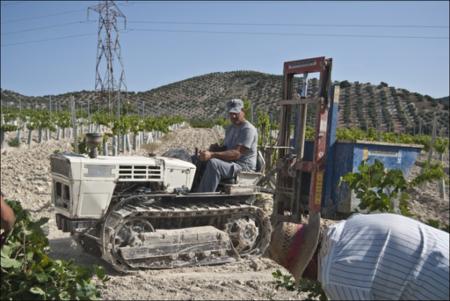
[1,1,449,98]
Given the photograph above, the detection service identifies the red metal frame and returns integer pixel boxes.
[273,56,332,223]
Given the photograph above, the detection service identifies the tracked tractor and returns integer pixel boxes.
[50,133,271,272]
[50,56,337,274]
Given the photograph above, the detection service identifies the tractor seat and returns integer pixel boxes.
[219,150,265,186]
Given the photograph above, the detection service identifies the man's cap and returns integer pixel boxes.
[227,98,244,113]
[268,212,321,284]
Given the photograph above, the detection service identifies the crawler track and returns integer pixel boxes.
[81,194,272,272]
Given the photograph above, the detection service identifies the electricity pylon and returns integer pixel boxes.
[88,0,127,117]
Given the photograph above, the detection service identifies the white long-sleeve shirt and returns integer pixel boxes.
[318,213,449,300]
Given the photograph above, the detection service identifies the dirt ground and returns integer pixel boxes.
[1,126,448,300]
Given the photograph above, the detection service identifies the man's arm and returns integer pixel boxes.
[199,145,248,162]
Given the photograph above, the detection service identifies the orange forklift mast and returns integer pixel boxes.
[272,57,334,224]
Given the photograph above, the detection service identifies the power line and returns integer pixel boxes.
[1,1,28,7]
[0,33,95,47]
[128,28,449,40]
[2,27,448,48]
[128,20,449,29]
[1,8,85,24]
[2,20,95,35]
[3,19,446,37]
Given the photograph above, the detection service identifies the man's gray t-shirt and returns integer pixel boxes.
[223,121,258,171]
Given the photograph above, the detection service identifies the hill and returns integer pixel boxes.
[1,71,448,135]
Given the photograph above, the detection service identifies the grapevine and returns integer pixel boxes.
[1,199,109,300]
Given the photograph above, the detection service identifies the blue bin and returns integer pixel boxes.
[330,140,423,214]
[294,139,423,216]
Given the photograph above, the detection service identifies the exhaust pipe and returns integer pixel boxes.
[85,133,103,158]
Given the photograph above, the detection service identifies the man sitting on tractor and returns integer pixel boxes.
[194,98,258,192]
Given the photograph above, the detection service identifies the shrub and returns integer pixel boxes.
[272,269,327,300]
[341,159,409,213]
[1,200,109,300]
[8,138,20,147]
[341,159,447,215]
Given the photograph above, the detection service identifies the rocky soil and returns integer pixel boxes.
[1,126,448,300]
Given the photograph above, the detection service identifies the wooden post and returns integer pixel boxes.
[113,135,118,156]
[133,133,138,151]
[27,128,32,147]
[439,152,447,200]
[0,129,4,149]
[126,134,131,152]
[103,138,108,156]
[16,126,22,145]
[427,112,437,164]
[71,97,78,153]
[438,129,447,200]
[38,128,43,143]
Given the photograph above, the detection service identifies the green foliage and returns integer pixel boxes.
[433,137,449,154]
[341,159,447,216]
[335,127,448,154]
[53,111,71,129]
[272,269,327,300]
[341,159,409,212]
[1,124,18,132]
[412,135,432,152]
[305,126,315,140]
[215,116,231,128]
[242,98,252,118]
[1,199,108,300]
[76,109,88,119]
[109,114,183,135]
[8,138,20,147]
[336,127,367,141]
[255,110,277,147]
[91,111,114,127]
[410,162,448,187]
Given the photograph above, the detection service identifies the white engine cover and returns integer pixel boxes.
[50,153,196,218]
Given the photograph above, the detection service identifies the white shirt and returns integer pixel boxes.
[318,213,449,300]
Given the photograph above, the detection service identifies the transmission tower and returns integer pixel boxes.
[88,0,127,117]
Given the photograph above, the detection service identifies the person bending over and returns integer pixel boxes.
[269,213,449,300]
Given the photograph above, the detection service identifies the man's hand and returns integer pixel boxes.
[199,150,213,161]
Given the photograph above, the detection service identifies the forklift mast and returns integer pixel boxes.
[272,57,334,224]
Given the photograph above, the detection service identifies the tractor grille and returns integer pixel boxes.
[118,165,162,181]
[50,156,71,177]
